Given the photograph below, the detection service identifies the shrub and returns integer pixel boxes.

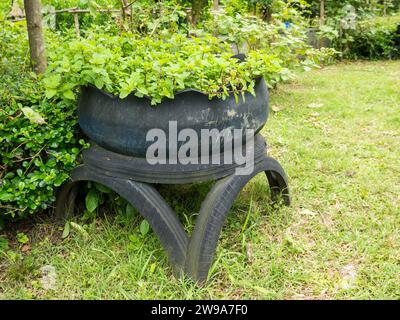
[40,0,188,36]
[0,22,84,221]
[320,15,400,59]
[345,15,400,59]
[44,33,265,105]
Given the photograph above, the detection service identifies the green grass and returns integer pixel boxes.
[1,61,399,299]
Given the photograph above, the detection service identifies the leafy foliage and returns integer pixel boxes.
[319,14,400,59]
[306,0,400,19]
[0,22,86,219]
[43,18,335,105]
[343,17,400,59]
[41,0,189,36]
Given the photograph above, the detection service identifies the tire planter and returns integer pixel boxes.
[77,77,269,157]
[57,75,290,283]
[56,134,290,282]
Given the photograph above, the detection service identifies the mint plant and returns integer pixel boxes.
[43,30,335,105]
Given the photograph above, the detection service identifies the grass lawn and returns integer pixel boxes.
[0,61,399,300]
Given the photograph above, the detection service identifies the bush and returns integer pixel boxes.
[0,22,84,221]
[346,15,400,59]
[320,15,400,59]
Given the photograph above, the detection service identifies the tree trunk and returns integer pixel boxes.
[319,0,325,26]
[73,12,80,38]
[213,0,219,11]
[261,6,272,21]
[120,0,129,21]
[24,0,47,74]
[192,0,206,26]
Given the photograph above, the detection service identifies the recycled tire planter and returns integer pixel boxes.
[57,77,290,283]
[78,77,269,157]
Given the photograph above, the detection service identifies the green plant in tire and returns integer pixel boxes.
[42,31,332,105]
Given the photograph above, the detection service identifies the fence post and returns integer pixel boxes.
[73,11,80,37]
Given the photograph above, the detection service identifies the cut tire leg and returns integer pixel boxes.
[185,157,290,282]
[55,180,81,221]
[56,165,189,271]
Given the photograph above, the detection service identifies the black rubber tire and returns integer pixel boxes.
[56,166,189,269]
[185,157,290,282]
[78,77,268,157]
[82,134,268,184]
[55,139,290,282]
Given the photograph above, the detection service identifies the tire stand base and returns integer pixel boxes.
[56,135,290,282]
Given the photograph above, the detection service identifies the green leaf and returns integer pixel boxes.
[85,189,99,213]
[88,1,100,16]
[234,93,239,104]
[94,183,111,194]
[0,191,14,201]
[139,220,150,236]
[45,88,57,99]
[63,90,75,100]
[149,262,157,274]
[90,53,106,65]
[128,233,140,246]
[126,203,136,219]
[82,209,96,221]
[62,221,70,239]
[119,89,130,99]
[16,233,29,244]
[70,222,89,240]
[21,107,46,124]
[43,74,61,89]
[0,236,8,252]
[94,77,104,89]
